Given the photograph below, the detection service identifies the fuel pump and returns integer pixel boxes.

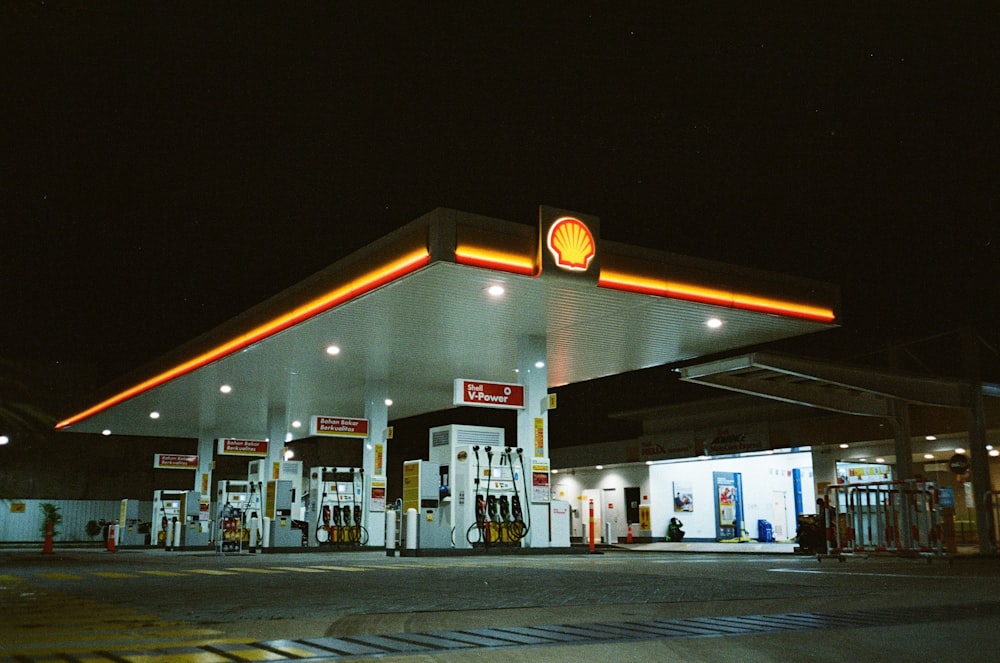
[151,490,205,550]
[306,467,366,548]
[215,480,250,553]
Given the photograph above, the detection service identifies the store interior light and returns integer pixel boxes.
[0,435,9,445]
[955,447,966,454]
[552,469,559,474]
[595,465,603,470]
[839,443,849,449]
[924,453,935,459]
[990,450,1000,457]
[926,435,937,441]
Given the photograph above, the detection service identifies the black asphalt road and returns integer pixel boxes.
[2,547,999,661]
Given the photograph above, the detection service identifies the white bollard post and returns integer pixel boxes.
[385,509,397,557]
[405,508,418,556]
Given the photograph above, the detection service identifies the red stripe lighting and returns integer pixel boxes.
[56,248,431,430]
[598,270,836,323]
[454,245,536,275]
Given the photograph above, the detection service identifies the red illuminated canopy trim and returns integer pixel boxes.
[56,248,432,430]
[598,271,836,323]
[454,245,536,276]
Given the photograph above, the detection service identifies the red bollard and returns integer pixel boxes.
[627,523,634,544]
[42,521,54,554]
[106,521,117,552]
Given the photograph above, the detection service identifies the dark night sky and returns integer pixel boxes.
[2,5,998,386]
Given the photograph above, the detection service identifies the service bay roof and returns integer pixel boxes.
[57,207,839,440]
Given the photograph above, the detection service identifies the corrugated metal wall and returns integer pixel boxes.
[0,499,153,543]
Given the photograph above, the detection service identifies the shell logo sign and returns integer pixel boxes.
[546,216,596,272]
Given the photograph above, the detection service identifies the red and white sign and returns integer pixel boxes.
[217,438,269,456]
[546,216,596,271]
[453,379,525,409]
[312,415,369,438]
[154,453,199,470]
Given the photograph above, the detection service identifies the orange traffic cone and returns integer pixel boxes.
[42,521,54,554]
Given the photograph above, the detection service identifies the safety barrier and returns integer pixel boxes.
[822,479,944,560]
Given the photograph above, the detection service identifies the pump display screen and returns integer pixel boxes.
[230,494,247,503]
[163,501,180,509]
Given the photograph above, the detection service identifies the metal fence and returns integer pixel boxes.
[0,499,151,544]
[822,479,944,559]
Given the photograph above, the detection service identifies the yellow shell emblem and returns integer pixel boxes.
[547,217,596,271]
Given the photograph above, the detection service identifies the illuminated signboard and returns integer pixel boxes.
[453,379,525,409]
[217,438,269,457]
[311,415,370,438]
[538,206,601,281]
[154,453,199,470]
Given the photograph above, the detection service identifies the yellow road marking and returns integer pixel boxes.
[93,571,139,579]
[208,643,292,661]
[307,565,365,572]
[225,567,283,574]
[188,569,238,575]
[38,572,83,580]
[114,647,233,663]
[267,566,327,573]
[141,570,189,577]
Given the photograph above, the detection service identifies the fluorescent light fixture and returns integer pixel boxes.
[839,443,849,449]
[925,435,937,441]
[595,465,603,470]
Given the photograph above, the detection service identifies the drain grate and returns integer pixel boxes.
[241,601,1000,661]
[6,603,999,662]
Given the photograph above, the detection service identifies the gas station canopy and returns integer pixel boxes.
[57,207,839,441]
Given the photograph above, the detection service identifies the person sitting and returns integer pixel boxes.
[667,517,685,542]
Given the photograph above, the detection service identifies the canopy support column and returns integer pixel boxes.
[364,381,389,546]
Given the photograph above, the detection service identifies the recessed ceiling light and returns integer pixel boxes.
[326,345,341,356]
[534,361,545,369]
[219,384,232,394]
[384,398,393,407]
[706,317,723,329]
[0,435,9,445]
[102,429,112,436]
[291,420,302,429]
[149,411,160,419]
[486,284,505,297]
[283,448,294,460]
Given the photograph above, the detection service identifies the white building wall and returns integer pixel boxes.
[649,451,814,541]
[0,499,135,543]
[551,466,649,542]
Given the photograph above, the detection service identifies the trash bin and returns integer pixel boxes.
[757,519,774,543]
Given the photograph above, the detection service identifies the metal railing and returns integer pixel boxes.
[822,479,944,559]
